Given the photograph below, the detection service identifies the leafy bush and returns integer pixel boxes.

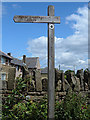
[55,92,90,120]
[2,96,47,120]
[2,77,90,120]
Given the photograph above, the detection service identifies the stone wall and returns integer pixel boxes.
[40,69,90,92]
[1,68,90,103]
[35,69,42,91]
[41,73,48,91]
[1,65,90,93]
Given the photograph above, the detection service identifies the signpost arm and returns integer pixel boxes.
[48,5,55,120]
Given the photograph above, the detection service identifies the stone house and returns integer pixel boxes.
[0,51,41,90]
[0,50,42,91]
[22,55,40,80]
[5,53,41,80]
[0,51,16,90]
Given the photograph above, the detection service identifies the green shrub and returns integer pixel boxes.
[2,77,90,120]
[2,96,47,120]
[55,92,90,120]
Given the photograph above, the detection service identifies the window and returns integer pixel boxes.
[1,73,6,80]
[1,57,6,64]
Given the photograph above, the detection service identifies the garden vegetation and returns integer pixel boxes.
[2,77,90,120]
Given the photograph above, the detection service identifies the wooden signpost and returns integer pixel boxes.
[13,5,60,120]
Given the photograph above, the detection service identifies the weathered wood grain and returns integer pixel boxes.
[13,15,60,23]
[48,5,55,120]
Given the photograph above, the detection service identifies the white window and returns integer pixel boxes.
[0,72,8,81]
[1,73,6,80]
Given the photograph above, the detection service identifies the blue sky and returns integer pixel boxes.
[2,2,88,71]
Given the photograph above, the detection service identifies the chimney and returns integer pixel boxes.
[7,53,11,56]
[23,55,26,63]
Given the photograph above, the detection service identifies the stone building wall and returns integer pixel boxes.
[1,65,16,90]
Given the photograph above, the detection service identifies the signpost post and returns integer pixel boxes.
[13,5,60,120]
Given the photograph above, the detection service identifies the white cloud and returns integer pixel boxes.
[27,36,47,59]
[27,6,88,71]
